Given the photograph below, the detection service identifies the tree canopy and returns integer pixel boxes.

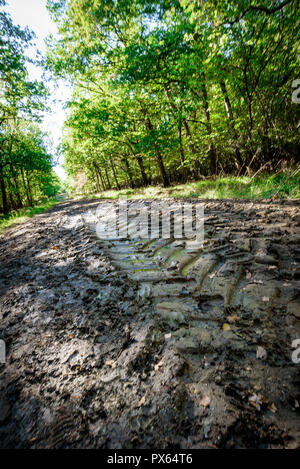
[0,0,60,215]
[44,0,299,192]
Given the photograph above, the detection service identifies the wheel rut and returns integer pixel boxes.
[1,197,299,448]
[91,199,300,366]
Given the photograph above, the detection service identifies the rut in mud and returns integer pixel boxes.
[0,198,299,448]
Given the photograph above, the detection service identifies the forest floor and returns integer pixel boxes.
[0,197,300,449]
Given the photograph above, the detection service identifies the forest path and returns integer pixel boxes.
[0,198,299,448]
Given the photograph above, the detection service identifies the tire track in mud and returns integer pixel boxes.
[92,199,300,358]
[0,198,299,448]
[90,198,300,447]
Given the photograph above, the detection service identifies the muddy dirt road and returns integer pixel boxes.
[0,198,300,449]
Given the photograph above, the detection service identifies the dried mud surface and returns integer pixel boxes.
[0,198,300,449]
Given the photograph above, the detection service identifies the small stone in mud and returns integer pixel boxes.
[256,346,267,359]
[254,255,278,265]
[159,310,186,323]
[214,375,222,385]
[176,337,199,354]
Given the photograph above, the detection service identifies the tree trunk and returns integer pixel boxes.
[9,164,23,208]
[126,140,148,186]
[98,167,106,191]
[179,125,188,181]
[9,191,17,210]
[13,178,23,208]
[93,162,106,191]
[142,110,170,187]
[109,156,121,190]
[0,165,8,215]
[220,79,243,169]
[21,168,32,206]
[155,152,170,188]
[104,167,111,189]
[164,85,198,178]
[201,76,217,174]
[136,155,148,187]
[92,162,101,192]
[183,120,201,177]
[27,176,33,206]
[123,155,134,188]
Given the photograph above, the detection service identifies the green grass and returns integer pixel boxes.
[0,199,59,231]
[79,170,300,201]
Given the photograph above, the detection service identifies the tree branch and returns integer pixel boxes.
[231,0,294,24]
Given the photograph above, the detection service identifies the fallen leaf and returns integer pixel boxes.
[249,401,260,410]
[138,395,146,407]
[53,246,59,251]
[260,395,269,405]
[189,383,202,395]
[249,393,271,411]
[222,323,231,331]
[154,360,164,371]
[105,359,117,369]
[268,402,277,413]
[227,315,240,324]
[200,395,211,407]
[249,394,262,411]
[256,346,267,360]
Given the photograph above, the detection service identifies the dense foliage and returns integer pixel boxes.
[46,0,299,192]
[0,0,60,215]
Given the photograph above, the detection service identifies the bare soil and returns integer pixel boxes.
[0,198,300,449]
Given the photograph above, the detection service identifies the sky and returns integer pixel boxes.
[4,0,69,180]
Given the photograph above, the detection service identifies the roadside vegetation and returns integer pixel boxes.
[0,198,60,231]
[1,0,299,219]
[46,0,299,193]
[70,171,300,201]
[0,1,61,217]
